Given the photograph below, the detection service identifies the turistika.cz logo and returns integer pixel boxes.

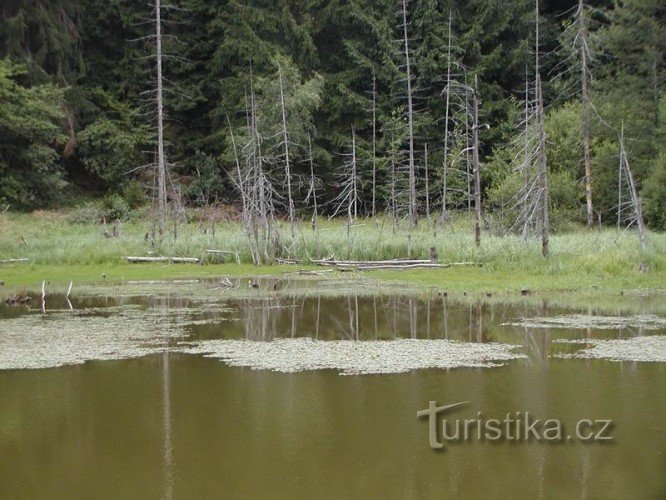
[417,401,613,449]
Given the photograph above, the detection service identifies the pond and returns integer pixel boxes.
[1,277,664,498]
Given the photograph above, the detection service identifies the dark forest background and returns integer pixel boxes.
[0,0,663,228]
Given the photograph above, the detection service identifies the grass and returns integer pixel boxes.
[1,210,664,294]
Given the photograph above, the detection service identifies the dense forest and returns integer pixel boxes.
[0,0,664,231]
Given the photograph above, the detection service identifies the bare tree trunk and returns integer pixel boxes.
[441,10,453,224]
[535,0,549,257]
[617,144,622,229]
[351,127,358,222]
[307,135,318,219]
[390,155,397,228]
[401,0,417,226]
[472,75,481,247]
[652,48,659,128]
[578,0,593,227]
[371,71,377,218]
[538,80,549,258]
[464,73,472,212]
[278,64,295,233]
[155,0,167,236]
[424,143,430,218]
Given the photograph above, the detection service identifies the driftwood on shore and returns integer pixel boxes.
[275,257,479,270]
[125,256,201,264]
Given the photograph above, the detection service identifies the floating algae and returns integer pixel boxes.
[0,306,226,370]
[175,338,528,375]
[554,336,666,362]
[503,314,666,331]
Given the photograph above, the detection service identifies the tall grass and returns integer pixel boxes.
[1,211,664,280]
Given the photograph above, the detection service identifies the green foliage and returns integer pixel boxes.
[643,153,666,230]
[0,58,66,208]
[0,0,663,231]
[122,180,148,209]
[101,193,130,221]
[77,112,147,184]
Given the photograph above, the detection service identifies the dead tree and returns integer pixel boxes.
[330,128,361,233]
[154,0,168,235]
[438,18,472,222]
[304,135,320,222]
[277,63,295,232]
[555,0,595,226]
[424,143,430,218]
[535,0,549,257]
[472,75,482,246]
[617,124,647,248]
[400,0,417,225]
[577,0,593,227]
[509,0,549,257]
[235,72,281,265]
[371,71,378,218]
[440,10,453,224]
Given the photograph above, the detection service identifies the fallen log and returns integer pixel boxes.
[125,256,201,264]
[274,257,479,269]
[0,258,29,264]
[127,279,201,284]
[357,263,451,270]
[205,250,241,264]
[316,259,434,266]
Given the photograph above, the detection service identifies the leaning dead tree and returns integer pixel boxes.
[616,124,647,248]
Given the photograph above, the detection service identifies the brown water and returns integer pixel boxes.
[0,279,664,498]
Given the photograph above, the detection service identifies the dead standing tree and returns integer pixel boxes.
[509,0,550,256]
[330,128,361,243]
[155,0,167,235]
[616,123,647,248]
[233,73,281,265]
[440,10,454,225]
[471,75,482,247]
[438,17,476,225]
[277,63,295,237]
[370,71,378,218]
[400,0,418,226]
[554,0,595,226]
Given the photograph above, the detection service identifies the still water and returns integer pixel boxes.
[0,278,664,498]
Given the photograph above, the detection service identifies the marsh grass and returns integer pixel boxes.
[0,211,664,292]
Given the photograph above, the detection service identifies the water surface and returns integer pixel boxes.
[1,278,664,498]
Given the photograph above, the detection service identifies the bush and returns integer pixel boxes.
[101,193,130,221]
[66,202,104,224]
[123,181,147,209]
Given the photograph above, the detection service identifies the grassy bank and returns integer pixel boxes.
[1,211,664,294]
